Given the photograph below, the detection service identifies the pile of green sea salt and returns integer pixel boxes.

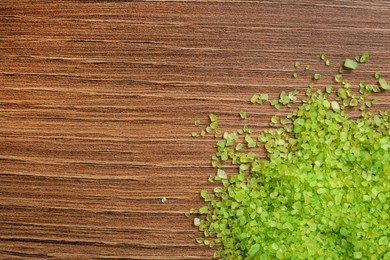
[188,52,389,259]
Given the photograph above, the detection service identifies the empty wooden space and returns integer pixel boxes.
[1,1,389,259]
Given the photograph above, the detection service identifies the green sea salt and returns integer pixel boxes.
[188,52,389,259]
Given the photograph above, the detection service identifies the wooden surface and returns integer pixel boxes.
[1,1,390,259]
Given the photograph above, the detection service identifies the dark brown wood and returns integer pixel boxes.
[0,1,389,259]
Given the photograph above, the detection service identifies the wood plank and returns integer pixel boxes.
[1,1,389,259]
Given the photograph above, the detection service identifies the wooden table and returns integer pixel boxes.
[1,1,389,259]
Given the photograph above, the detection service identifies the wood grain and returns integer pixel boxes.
[1,1,389,259]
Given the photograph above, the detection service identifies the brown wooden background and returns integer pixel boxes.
[1,1,389,259]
